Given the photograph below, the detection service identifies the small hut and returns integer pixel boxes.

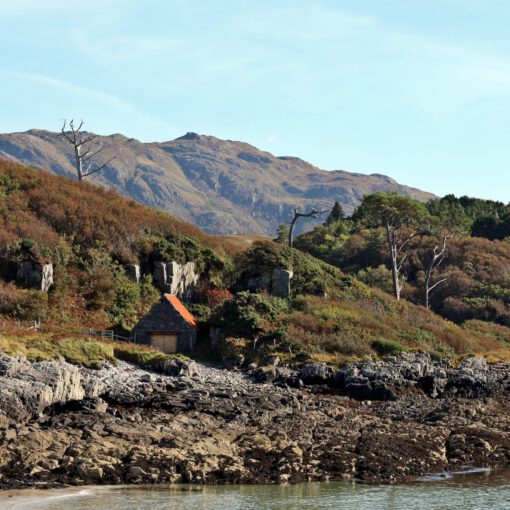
[131,294,196,353]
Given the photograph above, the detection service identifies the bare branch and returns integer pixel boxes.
[82,155,117,177]
[61,120,75,144]
[288,207,329,247]
[82,145,104,162]
[77,133,98,146]
[428,278,448,293]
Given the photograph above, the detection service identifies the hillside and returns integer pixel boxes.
[0,159,508,364]
[294,194,510,338]
[0,158,235,329]
[0,129,434,236]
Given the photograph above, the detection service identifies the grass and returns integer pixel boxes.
[114,345,188,366]
[0,330,186,369]
[0,333,115,368]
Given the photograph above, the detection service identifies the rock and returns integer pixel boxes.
[153,262,168,292]
[153,261,199,300]
[77,463,104,482]
[0,358,86,420]
[223,356,244,369]
[128,466,146,478]
[0,354,31,377]
[167,261,199,301]
[125,264,141,283]
[265,356,280,367]
[152,358,199,378]
[300,363,333,385]
[16,261,53,292]
[2,353,510,488]
[247,273,272,293]
[247,267,293,298]
[419,374,448,398]
[140,373,156,383]
[271,269,293,298]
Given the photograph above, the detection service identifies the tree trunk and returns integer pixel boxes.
[288,216,297,248]
[74,145,84,181]
[385,222,401,300]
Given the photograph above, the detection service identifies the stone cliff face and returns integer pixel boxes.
[0,130,435,235]
[1,353,510,488]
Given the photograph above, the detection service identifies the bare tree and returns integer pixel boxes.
[61,119,116,181]
[422,232,455,309]
[288,207,328,248]
[423,236,447,309]
[357,193,429,301]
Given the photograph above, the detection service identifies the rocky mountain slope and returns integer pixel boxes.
[0,129,434,235]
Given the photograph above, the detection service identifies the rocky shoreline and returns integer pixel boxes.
[1,352,510,488]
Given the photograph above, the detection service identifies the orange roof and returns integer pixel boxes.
[164,294,196,327]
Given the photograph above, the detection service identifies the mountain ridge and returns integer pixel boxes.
[0,128,435,235]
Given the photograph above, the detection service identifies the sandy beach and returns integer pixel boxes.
[0,487,105,510]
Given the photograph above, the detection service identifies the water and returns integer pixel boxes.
[3,469,510,510]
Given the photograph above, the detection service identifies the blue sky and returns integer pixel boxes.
[1,0,509,201]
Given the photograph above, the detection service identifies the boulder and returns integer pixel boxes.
[151,358,199,378]
[153,260,199,300]
[300,363,333,385]
[167,261,199,300]
[0,357,87,420]
[16,261,53,292]
[271,269,293,298]
[125,264,141,283]
[247,267,293,298]
[77,463,104,482]
[153,262,169,292]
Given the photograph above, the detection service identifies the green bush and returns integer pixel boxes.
[371,338,408,356]
[217,291,289,338]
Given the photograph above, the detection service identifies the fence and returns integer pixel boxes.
[80,328,137,344]
[0,319,41,331]
[0,319,138,344]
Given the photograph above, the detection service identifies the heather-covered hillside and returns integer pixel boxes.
[0,129,434,235]
[295,194,510,336]
[0,160,507,364]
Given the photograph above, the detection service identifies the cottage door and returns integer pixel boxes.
[151,333,178,353]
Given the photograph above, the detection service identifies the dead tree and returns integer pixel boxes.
[423,234,451,309]
[288,207,328,248]
[61,119,116,181]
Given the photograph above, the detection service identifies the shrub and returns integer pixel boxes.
[371,338,408,356]
[218,291,289,338]
[0,282,48,321]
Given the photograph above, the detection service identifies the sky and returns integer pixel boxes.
[1,0,510,201]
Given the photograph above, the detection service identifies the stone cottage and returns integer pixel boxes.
[131,294,197,353]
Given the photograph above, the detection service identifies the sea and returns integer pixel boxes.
[1,468,509,510]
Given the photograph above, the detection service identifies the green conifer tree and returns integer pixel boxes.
[274,224,290,244]
[325,201,345,226]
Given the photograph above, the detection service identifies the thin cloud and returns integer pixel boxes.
[2,70,179,134]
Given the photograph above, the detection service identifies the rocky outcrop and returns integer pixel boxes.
[254,354,510,401]
[16,261,53,291]
[271,269,293,298]
[0,354,90,423]
[1,353,510,488]
[153,261,199,300]
[330,354,510,401]
[247,268,293,298]
[125,264,141,283]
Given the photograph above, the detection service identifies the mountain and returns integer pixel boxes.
[0,129,435,235]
